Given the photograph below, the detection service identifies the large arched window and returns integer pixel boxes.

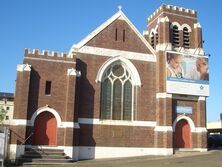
[100,63,133,121]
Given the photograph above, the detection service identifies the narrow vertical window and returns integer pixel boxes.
[123,80,132,120]
[101,78,112,119]
[123,29,125,42]
[155,29,158,45]
[115,28,118,41]
[113,79,122,120]
[183,27,190,49]
[150,32,155,48]
[45,81,51,95]
[172,25,179,47]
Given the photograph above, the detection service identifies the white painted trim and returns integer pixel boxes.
[157,16,169,23]
[17,64,31,72]
[69,10,156,57]
[154,126,173,132]
[67,68,81,77]
[194,22,201,28]
[10,119,80,128]
[195,127,207,133]
[78,146,173,160]
[176,148,207,152]
[166,49,206,57]
[181,23,192,32]
[30,106,62,127]
[61,122,80,129]
[170,21,182,30]
[96,56,142,86]
[9,144,25,159]
[173,115,195,132]
[172,116,206,133]
[148,11,197,27]
[24,57,76,64]
[78,46,156,62]
[198,96,206,101]
[10,119,27,126]
[78,118,156,127]
[156,92,172,99]
[156,43,172,51]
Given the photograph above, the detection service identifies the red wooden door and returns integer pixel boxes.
[174,119,191,148]
[33,112,57,145]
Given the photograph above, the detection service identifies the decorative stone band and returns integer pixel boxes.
[154,126,173,132]
[67,68,81,77]
[77,46,156,62]
[10,119,80,129]
[17,64,31,72]
[156,92,172,99]
[78,118,156,127]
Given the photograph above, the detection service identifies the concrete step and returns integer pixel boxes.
[24,151,65,156]
[21,154,69,159]
[22,158,73,163]
[17,147,74,166]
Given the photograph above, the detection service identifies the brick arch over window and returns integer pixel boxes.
[96,56,141,86]
[172,115,195,132]
[30,106,62,127]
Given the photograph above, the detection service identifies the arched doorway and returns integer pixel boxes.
[33,111,57,145]
[174,119,191,148]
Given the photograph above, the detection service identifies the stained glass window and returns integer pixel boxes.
[100,63,133,120]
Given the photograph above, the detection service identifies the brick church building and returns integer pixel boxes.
[10,4,209,160]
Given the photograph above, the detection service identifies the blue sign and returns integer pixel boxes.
[176,106,192,114]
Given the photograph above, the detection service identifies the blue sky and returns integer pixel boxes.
[0,0,221,122]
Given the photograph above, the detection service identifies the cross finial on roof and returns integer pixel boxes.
[118,5,122,11]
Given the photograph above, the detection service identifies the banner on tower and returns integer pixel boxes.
[166,51,209,96]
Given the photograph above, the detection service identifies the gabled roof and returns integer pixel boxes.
[68,8,156,57]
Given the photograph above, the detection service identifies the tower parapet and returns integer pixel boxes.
[148,4,197,23]
[24,48,75,61]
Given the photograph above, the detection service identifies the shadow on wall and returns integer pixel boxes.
[75,58,96,160]
[26,68,40,145]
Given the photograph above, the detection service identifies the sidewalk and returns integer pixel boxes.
[73,149,222,167]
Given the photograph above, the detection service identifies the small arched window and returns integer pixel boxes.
[183,27,190,48]
[172,25,180,47]
[100,63,133,121]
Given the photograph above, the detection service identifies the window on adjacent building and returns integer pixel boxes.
[183,27,190,49]
[100,63,133,121]
[45,81,51,95]
[172,25,180,47]
[6,106,10,110]
[5,116,9,120]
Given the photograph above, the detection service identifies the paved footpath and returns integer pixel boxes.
[73,149,222,167]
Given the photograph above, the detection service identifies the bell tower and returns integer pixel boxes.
[144,4,203,54]
[144,4,208,151]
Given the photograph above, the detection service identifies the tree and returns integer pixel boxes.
[0,108,7,124]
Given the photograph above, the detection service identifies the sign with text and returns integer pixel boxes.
[166,51,209,96]
[176,106,192,114]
